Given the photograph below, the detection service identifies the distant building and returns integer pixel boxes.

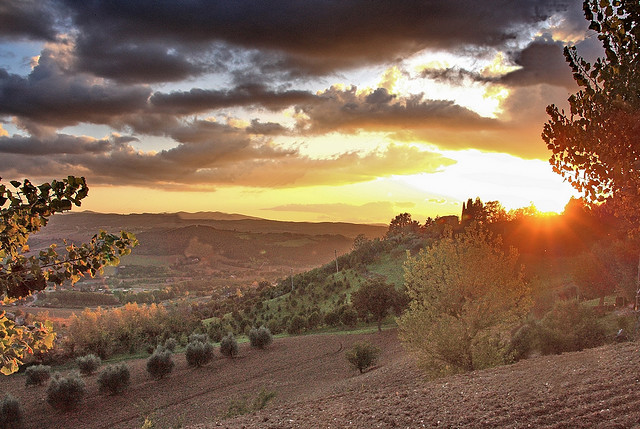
[436,215,459,226]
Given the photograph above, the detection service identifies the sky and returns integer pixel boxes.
[0,0,604,223]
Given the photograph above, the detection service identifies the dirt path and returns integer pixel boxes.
[4,330,640,428]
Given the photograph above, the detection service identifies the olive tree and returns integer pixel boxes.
[351,279,397,332]
[398,226,531,376]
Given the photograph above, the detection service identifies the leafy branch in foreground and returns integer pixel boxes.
[0,314,56,375]
[0,176,138,374]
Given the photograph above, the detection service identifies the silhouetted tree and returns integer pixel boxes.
[387,213,421,238]
[542,0,640,306]
[543,0,640,226]
[484,201,509,223]
[461,197,487,223]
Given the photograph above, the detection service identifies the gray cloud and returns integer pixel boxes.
[0,128,453,190]
[73,35,209,83]
[295,86,498,134]
[0,41,314,132]
[421,38,576,89]
[0,133,131,154]
[57,0,573,80]
[0,0,592,193]
[150,84,316,115]
[501,37,576,88]
[0,0,58,41]
[0,42,151,127]
[246,120,289,136]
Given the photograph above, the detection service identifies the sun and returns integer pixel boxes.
[397,150,579,215]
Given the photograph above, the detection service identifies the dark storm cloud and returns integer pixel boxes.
[149,85,316,115]
[59,0,572,80]
[390,83,573,159]
[295,86,498,134]
[501,38,576,88]
[0,0,58,41]
[73,35,208,84]
[0,41,311,131]
[0,0,589,190]
[0,125,294,187]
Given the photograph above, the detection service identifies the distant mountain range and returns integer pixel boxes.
[39,211,387,240]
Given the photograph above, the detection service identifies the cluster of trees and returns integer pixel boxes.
[65,302,200,358]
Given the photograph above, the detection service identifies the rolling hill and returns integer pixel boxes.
[29,211,388,285]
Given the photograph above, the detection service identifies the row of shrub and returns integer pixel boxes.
[25,353,102,388]
[23,362,131,413]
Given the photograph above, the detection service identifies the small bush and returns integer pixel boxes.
[537,301,608,355]
[219,334,238,359]
[186,341,215,367]
[207,321,230,343]
[266,319,283,335]
[76,354,101,376]
[179,333,189,347]
[164,338,178,352]
[509,322,539,361]
[287,315,306,335]
[224,388,276,418]
[0,394,23,428]
[97,364,130,395]
[248,326,273,349]
[25,364,51,386]
[345,341,380,373]
[47,372,86,412]
[189,333,208,343]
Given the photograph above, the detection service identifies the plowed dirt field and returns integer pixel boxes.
[4,329,640,428]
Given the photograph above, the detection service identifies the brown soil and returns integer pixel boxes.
[4,330,640,429]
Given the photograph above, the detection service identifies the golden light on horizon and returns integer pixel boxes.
[397,150,579,215]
